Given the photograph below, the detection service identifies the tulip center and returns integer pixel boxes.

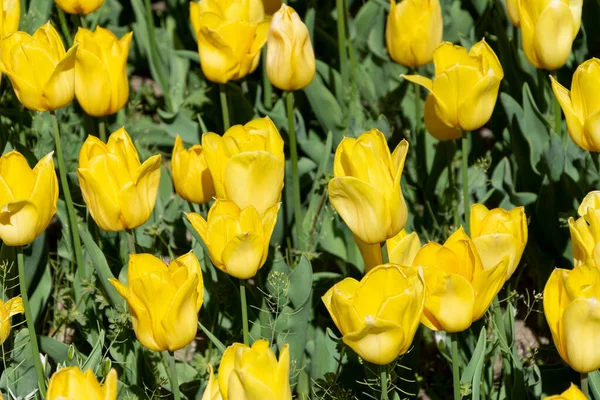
[364,314,376,326]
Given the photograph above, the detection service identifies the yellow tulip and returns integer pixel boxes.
[551,59,600,152]
[55,0,104,14]
[470,204,528,279]
[544,384,587,400]
[0,296,23,345]
[0,0,19,38]
[172,135,215,204]
[506,0,520,26]
[0,23,77,111]
[74,27,133,117]
[0,151,58,246]
[190,0,269,83]
[322,264,424,365]
[47,367,117,400]
[385,0,443,68]
[77,128,161,232]
[544,265,600,373]
[186,200,278,279]
[218,340,291,400]
[569,191,600,268]
[403,40,504,141]
[266,4,315,91]
[202,117,284,216]
[109,252,203,352]
[202,365,223,400]
[519,0,582,71]
[412,227,509,332]
[387,229,421,267]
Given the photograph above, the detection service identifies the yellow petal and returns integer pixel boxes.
[561,297,600,372]
[128,253,168,283]
[0,200,40,246]
[532,2,575,71]
[343,318,406,365]
[77,166,124,232]
[0,150,36,199]
[543,268,569,362]
[119,155,161,229]
[159,274,199,351]
[402,74,433,92]
[471,256,509,321]
[29,152,59,238]
[322,278,360,334]
[387,231,421,265]
[457,73,501,132]
[473,234,519,278]
[423,93,462,140]
[221,233,265,279]
[43,44,78,111]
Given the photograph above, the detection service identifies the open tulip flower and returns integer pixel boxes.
[544,265,600,373]
[403,40,504,141]
[0,296,23,345]
[0,23,78,111]
[77,128,161,232]
[109,252,204,352]
[172,135,215,204]
[569,191,600,268]
[0,0,19,39]
[55,0,104,15]
[322,264,425,365]
[47,367,117,400]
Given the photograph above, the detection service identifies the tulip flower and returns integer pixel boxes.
[202,365,223,400]
[0,23,78,111]
[0,0,19,38]
[519,0,582,71]
[506,0,520,26]
[190,0,269,83]
[172,135,215,204]
[385,0,443,68]
[47,367,117,400]
[387,229,421,266]
[323,264,424,365]
[266,4,315,91]
[0,151,58,246]
[544,384,587,400]
[470,204,528,279]
[202,117,284,216]
[218,340,291,400]
[544,265,600,373]
[569,191,600,268]
[109,252,203,352]
[0,296,23,345]
[412,227,509,332]
[55,0,104,14]
[186,200,278,279]
[551,59,600,152]
[403,40,503,140]
[77,128,161,232]
[74,27,133,117]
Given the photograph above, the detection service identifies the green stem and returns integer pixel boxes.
[17,247,47,398]
[451,334,461,400]
[262,47,273,109]
[168,351,181,400]
[98,118,106,143]
[51,112,84,282]
[57,8,73,47]
[143,0,171,111]
[286,92,302,246]
[240,279,249,346]
[336,0,349,95]
[220,84,230,131]
[446,143,459,228]
[553,72,561,137]
[126,229,136,254]
[461,133,470,233]
[582,373,589,398]
[414,79,427,187]
[380,365,388,400]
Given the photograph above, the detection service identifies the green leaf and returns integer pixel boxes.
[461,327,487,400]
[589,370,600,399]
[82,329,105,372]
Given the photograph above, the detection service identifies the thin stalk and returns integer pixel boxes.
[451,334,461,400]
[17,247,47,398]
[220,84,230,131]
[168,351,181,400]
[51,112,84,280]
[57,8,73,46]
[98,118,107,143]
[143,0,171,111]
[126,229,136,254]
[552,72,561,136]
[262,47,273,109]
[286,92,302,246]
[581,373,589,398]
[461,133,470,233]
[336,0,349,94]
[446,143,459,228]
[414,80,427,186]
[240,280,249,346]
[380,365,388,400]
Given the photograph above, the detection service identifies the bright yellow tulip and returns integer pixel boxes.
[55,0,104,14]
[385,0,443,68]
[0,151,58,246]
[322,264,424,365]
[47,367,117,400]
[186,200,278,279]
[0,296,23,345]
[266,4,315,91]
[544,384,587,400]
[74,27,133,117]
[506,0,520,26]
[202,365,223,400]
[470,204,528,279]
[519,0,582,71]
[0,23,77,111]
[190,0,269,83]
[202,117,284,216]
[551,59,600,152]
[544,265,600,373]
[403,40,504,140]
[387,229,421,267]
[569,191,600,268]
[412,227,509,332]
[77,128,161,232]
[0,0,19,38]
[172,135,215,204]
[109,252,203,352]
[218,340,291,400]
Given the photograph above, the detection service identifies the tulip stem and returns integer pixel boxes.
[16,246,47,398]
[51,111,85,289]
[380,365,388,400]
[143,0,172,111]
[581,373,589,397]
[336,0,349,98]
[240,279,249,346]
[168,351,181,400]
[220,84,230,131]
[126,229,136,254]
[552,72,561,137]
[57,8,73,47]
[98,118,107,143]
[287,92,302,247]
[451,334,461,400]
[262,47,273,109]
[461,133,470,233]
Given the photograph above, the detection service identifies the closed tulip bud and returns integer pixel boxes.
[202,365,223,400]
[202,117,284,216]
[519,0,582,71]
[47,367,117,400]
[322,264,424,365]
[0,296,23,345]
[544,384,587,400]
[0,151,58,246]
[190,0,269,84]
[387,229,421,266]
[55,0,103,14]
[403,40,503,140]
[74,27,132,117]
[544,265,600,373]
[109,252,204,352]
[186,200,278,279]
[0,0,19,38]
[470,204,528,279]
[266,4,315,91]
[0,23,78,111]
[386,0,443,68]
[551,59,600,152]
[568,191,600,268]
[413,227,509,332]
[77,128,161,232]
[172,135,215,204]
[218,340,291,400]
[505,0,520,26]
